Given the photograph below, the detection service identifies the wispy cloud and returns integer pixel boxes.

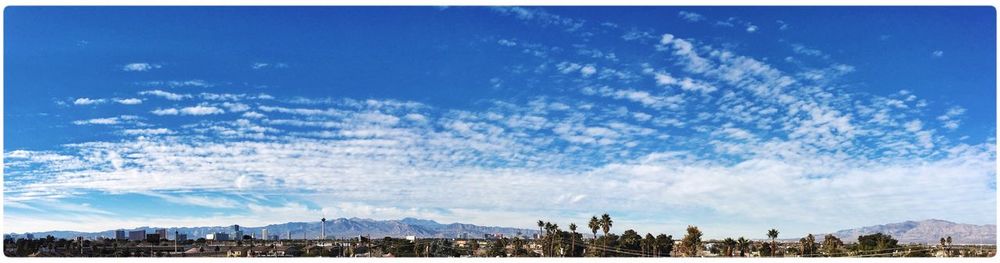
[122,62,161,72]
[73,98,105,105]
[114,98,143,105]
[140,89,190,100]
[678,11,705,22]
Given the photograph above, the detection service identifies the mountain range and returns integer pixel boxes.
[827,219,996,245]
[9,218,996,245]
[10,217,538,240]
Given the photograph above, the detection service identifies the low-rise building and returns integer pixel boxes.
[207,232,231,241]
[128,230,145,241]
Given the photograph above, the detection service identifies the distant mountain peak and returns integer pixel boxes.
[400,217,440,226]
[831,219,995,245]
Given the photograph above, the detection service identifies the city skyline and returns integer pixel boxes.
[3,6,997,240]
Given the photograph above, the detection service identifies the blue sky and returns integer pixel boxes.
[3,6,997,239]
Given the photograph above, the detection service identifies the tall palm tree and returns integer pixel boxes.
[588,216,600,240]
[643,233,655,257]
[767,229,779,257]
[736,237,749,257]
[946,236,953,256]
[569,223,577,257]
[600,213,613,257]
[588,216,599,256]
[550,223,560,257]
[543,222,552,257]
[537,220,545,240]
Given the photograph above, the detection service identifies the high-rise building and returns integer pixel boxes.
[261,229,269,241]
[128,230,145,241]
[321,217,327,240]
[233,225,243,240]
[155,229,167,240]
[176,234,188,242]
[115,230,126,240]
[25,233,34,240]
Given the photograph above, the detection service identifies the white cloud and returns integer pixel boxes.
[654,72,677,86]
[114,98,143,105]
[791,43,824,57]
[776,20,789,30]
[242,111,266,119]
[72,117,120,125]
[932,50,944,57]
[179,105,225,115]
[580,65,597,77]
[251,62,288,69]
[746,24,758,33]
[497,39,517,47]
[937,106,966,130]
[139,79,214,88]
[582,86,684,110]
[122,63,161,72]
[140,90,189,100]
[404,113,427,122]
[123,128,174,135]
[904,119,923,132]
[677,77,717,94]
[73,98,105,105]
[221,102,250,112]
[678,11,705,22]
[151,108,179,115]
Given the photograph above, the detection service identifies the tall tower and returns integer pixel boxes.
[321,217,327,240]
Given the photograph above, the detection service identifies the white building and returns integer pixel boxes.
[207,232,230,241]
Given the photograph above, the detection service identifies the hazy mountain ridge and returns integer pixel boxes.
[10,217,538,240]
[829,219,996,245]
[12,218,995,245]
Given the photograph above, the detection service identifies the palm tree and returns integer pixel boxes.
[946,236,953,256]
[568,223,578,257]
[767,229,779,257]
[643,233,655,257]
[543,222,553,256]
[600,213,613,257]
[723,238,736,257]
[588,216,599,256]
[537,220,545,240]
[736,237,749,257]
[550,223,560,257]
[588,216,600,240]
